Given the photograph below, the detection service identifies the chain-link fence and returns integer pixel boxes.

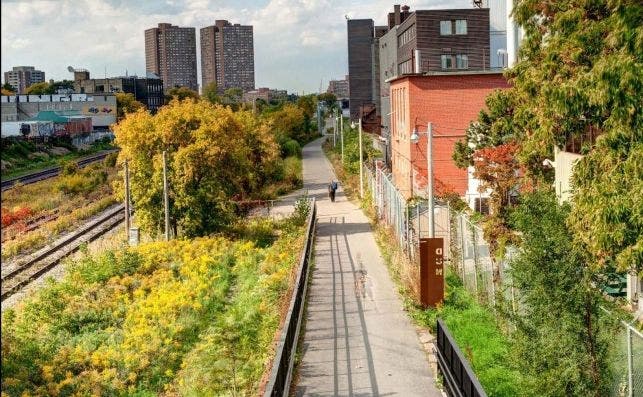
[364,163,449,262]
[364,163,641,394]
[610,318,643,397]
[450,212,519,309]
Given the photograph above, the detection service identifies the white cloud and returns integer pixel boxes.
[1,0,472,93]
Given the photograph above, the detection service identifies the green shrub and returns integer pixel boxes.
[281,139,302,158]
[55,170,106,195]
[59,159,79,175]
[103,152,118,168]
[283,156,302,186]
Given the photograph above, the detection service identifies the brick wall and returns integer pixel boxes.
[390,72,510,198]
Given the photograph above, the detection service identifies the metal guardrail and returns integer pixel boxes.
[263,198,317,397]
[435,318,487,397]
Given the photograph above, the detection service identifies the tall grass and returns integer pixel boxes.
[1,215,305,396]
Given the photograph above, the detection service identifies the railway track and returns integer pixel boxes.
[1,204,126,301]
[1,150,118,191]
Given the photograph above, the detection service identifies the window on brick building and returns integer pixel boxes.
[440,20,452,35]
[456,54,469,69]
[455,20,467,34]
[441,55,453,69]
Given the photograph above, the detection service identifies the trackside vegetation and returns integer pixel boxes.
[1,209,309,396]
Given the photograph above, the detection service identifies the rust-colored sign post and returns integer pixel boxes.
[419,237,444,307]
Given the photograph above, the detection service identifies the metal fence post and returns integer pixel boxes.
[471,222,479,295]
[628,325,633,397]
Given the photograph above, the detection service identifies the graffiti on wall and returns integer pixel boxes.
[83,106,114,115]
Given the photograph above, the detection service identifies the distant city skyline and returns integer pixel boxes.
[1,0,471,93]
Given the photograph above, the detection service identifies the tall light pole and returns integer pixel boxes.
[333,106,337,148]
[359,118,364,199]
[410,122,434,238]
[162,150,170,241]
[124,159,131,231]
[340,110,344,164]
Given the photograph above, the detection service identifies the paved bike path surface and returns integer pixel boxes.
[295,137,440,396]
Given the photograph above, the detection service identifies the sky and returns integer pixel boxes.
[2,0,472,94]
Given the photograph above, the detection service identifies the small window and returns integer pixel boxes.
[475,198,490,215]
[456,54,469,69]
[455,20,467,34]
[440,20,452,35]
[441,55,453,69]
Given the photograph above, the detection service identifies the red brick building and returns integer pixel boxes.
[389,71,509,199]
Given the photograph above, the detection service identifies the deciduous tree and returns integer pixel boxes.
[165,86,199,104]
[115,92,145,119]
[114,100,279,237]
[202,82,220,105]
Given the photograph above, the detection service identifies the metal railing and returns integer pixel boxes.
[435,318,487,397]
[263,198,317,396]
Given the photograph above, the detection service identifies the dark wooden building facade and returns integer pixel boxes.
[397,9,490,74]
[347,19,375,121]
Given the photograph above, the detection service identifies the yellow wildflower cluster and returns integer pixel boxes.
[1,218,305,396]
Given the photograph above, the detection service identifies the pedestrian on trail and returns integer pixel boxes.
[328,180,338,202]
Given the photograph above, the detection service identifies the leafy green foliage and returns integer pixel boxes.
[327,122,379,176]
[55,166,108,195]
[116,92,145,119]
[281,138,302,158]
[201,81,220,105]
[410,273,530,396]
[24,80,74,95]
[453,89,521,169]
[317,92,337,110]
[508,0,643,273]
[164,86,199,104]
[509,191,617,396]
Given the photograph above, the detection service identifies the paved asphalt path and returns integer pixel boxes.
[294,137,441,396]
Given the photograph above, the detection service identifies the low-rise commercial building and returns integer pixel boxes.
[388,71,509,202]
[1,94,117,129]
[73,70,164,113]
[242,87,287,103]
[4,66,46,94]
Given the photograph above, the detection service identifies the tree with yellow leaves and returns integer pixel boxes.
[114,99,280,237]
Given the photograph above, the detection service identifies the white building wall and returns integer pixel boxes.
[466,166,492,211]
[554,148,583,203]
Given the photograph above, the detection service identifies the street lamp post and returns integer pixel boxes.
[162,150,170,241]
[410,122,434,238]
[359,118,364,199]
[333,108,337,147]
[340,110,344,164]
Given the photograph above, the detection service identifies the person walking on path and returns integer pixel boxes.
[328,180,338,202]
[295,137,441,396]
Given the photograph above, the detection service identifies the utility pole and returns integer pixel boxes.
[340,110,344,164]
[359,118,364,199]
[162,150,170,241]
[427,122,434,238]
[124,159,131,232]
[333,108,336,147]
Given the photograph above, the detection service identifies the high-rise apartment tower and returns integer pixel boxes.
[145,23,198,92]
[200,20,255,93]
